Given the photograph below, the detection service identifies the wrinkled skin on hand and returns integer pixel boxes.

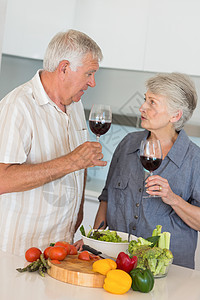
[70,141,107,170]
[145,175,178,206]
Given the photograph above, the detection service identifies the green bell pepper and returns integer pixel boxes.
[130,268,154,293]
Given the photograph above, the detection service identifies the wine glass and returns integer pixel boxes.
[140,139,162,198]
[89,104,112,142]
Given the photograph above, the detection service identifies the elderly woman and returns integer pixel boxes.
[94,72,200,269]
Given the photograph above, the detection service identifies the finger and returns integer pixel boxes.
[86,141,102,149]
[92,160,107,167]
[146,175,167,184]
[146,185,161,192]
[95,153,104,160]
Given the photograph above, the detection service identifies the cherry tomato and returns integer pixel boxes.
[49,246,67,261]
[25,247,42,262]
[54,241,70,255]
[78,251,90,261]
[43,246,53,259]
[69,245,78,255]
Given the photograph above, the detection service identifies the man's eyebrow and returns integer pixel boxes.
[86,69,97,73]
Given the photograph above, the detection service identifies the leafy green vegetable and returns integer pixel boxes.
[80,225,86,236]
[86,227,93,238]
[146,236,160,247]
[128,226,173,276]
[90,229,127,243]
[152,225,171,249]
[128,241,173,276]
[136,237,152,246]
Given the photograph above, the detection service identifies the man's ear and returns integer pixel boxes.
[170,110,183,123]
[58,60,69,76]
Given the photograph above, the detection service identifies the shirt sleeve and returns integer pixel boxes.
[0,102,32,164]
[190,172,200,207]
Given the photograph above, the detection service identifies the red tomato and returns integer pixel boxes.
[49,246,67,261]
[43,246,53,259]
[25,247,42,262]
[54,241,70,255]
[78,251,90,261]
[89,254,100,261]
[51,259,61,264]
[69,245,78,255]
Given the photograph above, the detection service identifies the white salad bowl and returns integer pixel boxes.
[81,230,138,258]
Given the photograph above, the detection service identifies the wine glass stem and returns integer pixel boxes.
[96,135,100,142]
[149,171,153,177]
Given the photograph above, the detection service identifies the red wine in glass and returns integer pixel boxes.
[89,104,112,141]
[140,156,162,173]
[89,120,111,136]
[140,139,162,197]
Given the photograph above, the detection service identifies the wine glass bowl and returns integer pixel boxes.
[89,104,112,141]
[140,139,162,197]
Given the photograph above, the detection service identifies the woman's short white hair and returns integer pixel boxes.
[146,72,197,131]
[43,29,103,72]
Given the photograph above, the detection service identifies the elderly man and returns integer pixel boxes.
[0,29,106,255]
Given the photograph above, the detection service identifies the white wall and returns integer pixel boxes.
[3,0,200,75]
[2,0,77,59]
[0,0,7,68]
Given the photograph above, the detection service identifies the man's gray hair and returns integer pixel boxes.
[43,29,103,72]
[146,72,197,131]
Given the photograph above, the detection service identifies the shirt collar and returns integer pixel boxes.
[31,70,50,106]
[127,130,149,154]
[127,129,190,168]
[30,70,74,113]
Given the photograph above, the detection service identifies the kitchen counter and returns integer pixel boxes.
[1,250,200,300]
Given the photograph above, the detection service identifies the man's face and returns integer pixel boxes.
[62,53,99,105]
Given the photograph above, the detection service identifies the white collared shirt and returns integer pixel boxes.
[0,70,88,255]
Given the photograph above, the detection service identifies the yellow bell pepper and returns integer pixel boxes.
[92,258,117,275]
[103,269,132,294]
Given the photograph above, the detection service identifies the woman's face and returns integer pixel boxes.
[139,90,173,132]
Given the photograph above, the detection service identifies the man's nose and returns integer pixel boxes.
[88,74,96,87]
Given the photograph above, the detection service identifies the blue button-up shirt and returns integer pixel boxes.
[99,129,200,269]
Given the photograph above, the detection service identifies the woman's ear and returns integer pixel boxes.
[170,110,183,123]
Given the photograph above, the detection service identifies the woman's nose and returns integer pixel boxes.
[139,103,145,113]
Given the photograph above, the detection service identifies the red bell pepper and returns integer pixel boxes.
[116,252,137,273]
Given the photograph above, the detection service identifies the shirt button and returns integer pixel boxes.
[134,215,138,219]
[118,182,121,187]
[139,188,142,192]
[132,226,136,230]
[136,203,139,207]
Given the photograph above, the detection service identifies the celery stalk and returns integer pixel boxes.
[152,228,157,237]
[158,233,165,249]
[164,232,171,250]
[152,225,171,249]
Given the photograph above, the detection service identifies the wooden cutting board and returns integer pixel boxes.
[47,255,105,288]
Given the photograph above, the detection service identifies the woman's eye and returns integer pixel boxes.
[150,100,155,105]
